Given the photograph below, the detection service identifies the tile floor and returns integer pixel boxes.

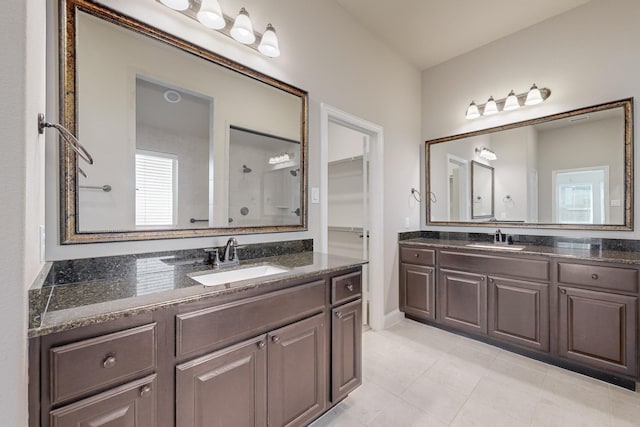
[310,319,640,427]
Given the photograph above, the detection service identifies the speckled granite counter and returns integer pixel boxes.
[400,237,640,265]
[28,251,367,338]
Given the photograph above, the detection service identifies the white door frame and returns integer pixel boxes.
[320,103,384,331]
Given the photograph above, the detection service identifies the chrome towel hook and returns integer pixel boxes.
[38,113,94,165]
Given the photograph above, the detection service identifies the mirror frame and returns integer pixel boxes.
[425,98,634,231]
[58,0,309,244]
[470,161,494,219]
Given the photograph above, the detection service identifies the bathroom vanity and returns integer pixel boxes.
[399,237,640,387]
[28,249,365,427]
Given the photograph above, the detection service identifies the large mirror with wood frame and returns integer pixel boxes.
[57,0,308,244]
[426,98,633,230]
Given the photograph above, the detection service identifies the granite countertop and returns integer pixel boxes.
[28,251,367,338]
[400,237,640,265]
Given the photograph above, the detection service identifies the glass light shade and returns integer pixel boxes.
[258,24,280,57]
[160,0,190,11]
[483,96,499,115]
[197,0,225,29]
[230,8,255,44]
[503,90,520,111]
[466,101,480,119]
[477,147,497,161]
[525,84,543,106]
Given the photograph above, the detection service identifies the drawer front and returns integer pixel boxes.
[177,279,326,358]
[332,271,362,305]
[400,246,435,266]
[558,262,638,293]
[50,323,156,405]
[440,251,549,281]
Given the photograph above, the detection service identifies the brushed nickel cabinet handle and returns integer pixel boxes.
[346,283,354,292]
[591,274,599,280]
[488,278,494,283]
[103,355,117,369]
[414,253,420,258]
[257,341,265,349]
[480,277,485,281]
[140,385,152,397]
[272,336,280,343]
[336,312,343,319]
[560,289,567,294]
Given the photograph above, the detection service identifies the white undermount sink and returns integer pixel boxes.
[465,243,525,251]
[192,264,290,287]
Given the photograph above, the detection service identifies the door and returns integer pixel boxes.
[439,269,487,334]
[331,300,362,403]
[558,286,637,376]
[268,313,326,427]
[49,375,156,427]
[175,336,267,427]
[327,122,370,325]
[488,276,549,352]
[400,264,435,320]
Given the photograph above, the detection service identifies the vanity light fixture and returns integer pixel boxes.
[157,1,281,57]
[475,147,497,161]
[465,84,551,119]
[268,152,294,165]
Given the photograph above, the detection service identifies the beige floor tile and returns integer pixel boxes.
[422,353,487,395]
[400,372,469,425]
[367,393,446,427]
[451,398,529,427]
[463,376,539,423]
[531,398,612,427]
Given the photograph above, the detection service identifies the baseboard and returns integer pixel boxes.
[382,309,404,329]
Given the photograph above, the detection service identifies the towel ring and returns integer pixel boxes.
[38,114,94,165]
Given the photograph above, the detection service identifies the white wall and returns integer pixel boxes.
[422,0,640,239]
[44,0,422,316]
[0,0,46,423]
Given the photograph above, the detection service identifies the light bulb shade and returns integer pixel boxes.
[466,101,480,119]
[476,147,497,161]
[258,24,280,57]
[197,0,225,29]
[160,0,190,11]
[483,96,499,115]
[231,8,255,44]
[525,84,543,106]
[503,90,520,111]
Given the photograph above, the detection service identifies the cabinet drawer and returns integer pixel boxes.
[332,271,362,305]
[558,263,638,293]
[400,246,435,266]
[50,323,156,405]
[177,280,326,358]
[440,251,549,281]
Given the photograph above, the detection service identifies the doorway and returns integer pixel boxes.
[321,104,384,331]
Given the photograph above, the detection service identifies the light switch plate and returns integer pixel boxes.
[311,187,320,204]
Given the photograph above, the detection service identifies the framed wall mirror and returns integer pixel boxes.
[426,98,633,230]
[57,0,308,243]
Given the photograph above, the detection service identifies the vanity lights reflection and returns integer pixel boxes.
[159,0,281,57]
[466,84,551,119]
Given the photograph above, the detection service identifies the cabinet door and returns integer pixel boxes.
[268,313,326,427]
[488,277,549,352]
[331,299,362,403]
[176,336,267,427]
[400,264,435,320]
[559,286,637,376]
[439,269,487,334]
[49,374,156,427]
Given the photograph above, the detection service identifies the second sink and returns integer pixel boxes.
[192,264,289,287]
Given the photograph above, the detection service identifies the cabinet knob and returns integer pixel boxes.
[488,278,494,283]
[591,273,599,280]
[336,311,343,319]
[102,355,117,369]
[272,335,280,343]
[346,282,354,292]
[140,385,152,398]
[560,288,567,294]
[480,277,485,281]
[414,253,420,258]
[257,341,265,349]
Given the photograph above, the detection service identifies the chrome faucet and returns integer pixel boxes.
[221,237,240,266]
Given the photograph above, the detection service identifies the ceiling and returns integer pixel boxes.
[334,0,592,70]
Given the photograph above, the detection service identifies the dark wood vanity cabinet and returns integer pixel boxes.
[439,269,487,334]
[399,243,640,385]
[556,262,638,377]
[399,247,436,320]
[30,267,363,427]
